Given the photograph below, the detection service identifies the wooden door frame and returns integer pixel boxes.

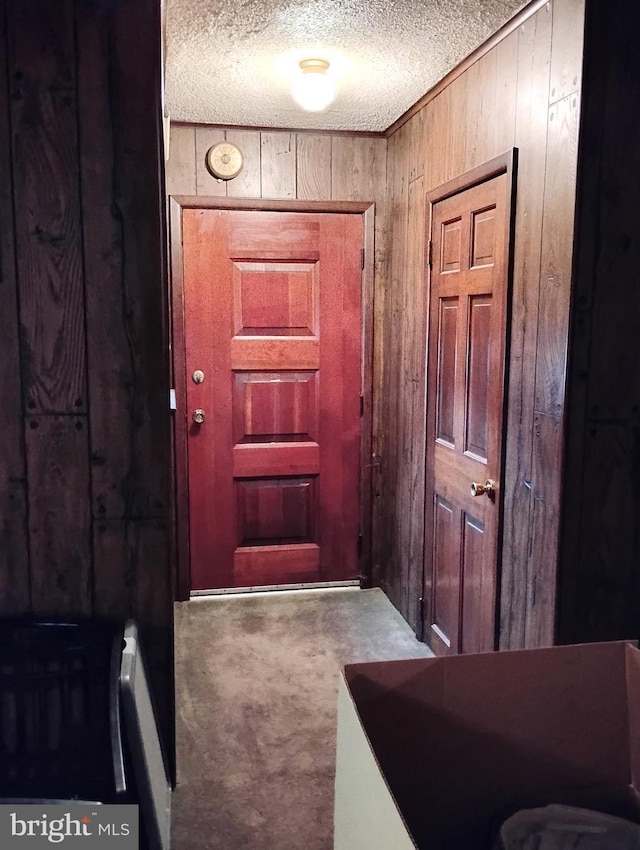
[422,149,518,645]
[168,196,376,600]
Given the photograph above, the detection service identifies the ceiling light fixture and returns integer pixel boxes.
[292,58,335,112]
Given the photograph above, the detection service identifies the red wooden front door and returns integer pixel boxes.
[425,167,512,654]
[182,209,363,591]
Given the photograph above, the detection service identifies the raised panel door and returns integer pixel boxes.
[182,209,362,590]
[425,169,512,654]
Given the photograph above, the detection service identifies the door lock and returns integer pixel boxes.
[470,479,495,497]
[192,409,205,425]
[192,369,205,384]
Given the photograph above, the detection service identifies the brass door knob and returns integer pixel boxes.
[192,409,205,425]
[470,479,495,497]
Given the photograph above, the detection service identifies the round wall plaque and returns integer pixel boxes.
[205,141,243,180]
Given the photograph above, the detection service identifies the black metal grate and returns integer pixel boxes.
[0,619,121,801]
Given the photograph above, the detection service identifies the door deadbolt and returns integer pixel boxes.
[192,409,205,425]
[192,369,205,384]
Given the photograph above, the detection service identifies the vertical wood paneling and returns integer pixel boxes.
[26,415,91,615]
[382,123,410,616]
[166,126,387,206]
[79,4,167,523]
[525,412,563,647]
[296,134,332,200]
[226,129,261,198]
[195,126,227,196]
[400,121,420,626]
[459,50,502,168]
[367,133,390,601]
[494,30,519,153]
[424,83,451,190]
[98,1,172,763]
[0,3,29,611]
[405,175,427,631]
[78,2,169,523]
[462,60,481,170]
[370,131,396,591]
[166,125,196,195]
[261,132,296,198]
[370,148,389,592]
[8,1,75,88]
[331,136,386,201]
[12,88,87,413]
[396,122,413,621]
[473,50,498,167]
[385,0,584,648]
[549,0,585,104]
[0,0,173,766]
[93,517,169,630]
[376,130,396,595]
[445,74,468,182]
[534,94,579,418]
[9,2,87,416]
[500,3,553,649]
[408,109,427,183]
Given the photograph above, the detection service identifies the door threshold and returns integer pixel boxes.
[190,580,361,598]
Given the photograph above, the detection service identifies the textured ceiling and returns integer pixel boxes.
[165,0,527,132]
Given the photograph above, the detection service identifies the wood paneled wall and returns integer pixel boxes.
[558,1,640,644]
[381,0,585,645]
[0,0,173,753]
[167,126,386,207]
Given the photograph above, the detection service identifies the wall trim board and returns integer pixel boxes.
[169,197,190,602]
[168,195,376,599]
[171,121,385,140]
[171,196,373,215]
[426,149,518,205]
[386,0,550,138]
[360,202,376,585]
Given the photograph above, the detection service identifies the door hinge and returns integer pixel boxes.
[169,388,177,412]
[357,532,363,558]
[427,239,433,269]
[359,394,364,417]
[361,247,365,269]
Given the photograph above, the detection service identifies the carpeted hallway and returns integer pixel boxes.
[171,587,433,849]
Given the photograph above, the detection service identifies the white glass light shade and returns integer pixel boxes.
[292,59,335,112]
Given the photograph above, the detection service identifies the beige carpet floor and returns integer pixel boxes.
[171,587,433,850]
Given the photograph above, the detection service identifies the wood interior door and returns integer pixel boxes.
[425,163,513,655]
[182,209,363,591]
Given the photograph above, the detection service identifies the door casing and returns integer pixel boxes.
[168,197,376,600]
